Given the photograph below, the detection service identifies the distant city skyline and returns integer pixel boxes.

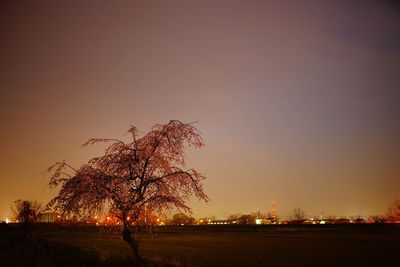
[1,1,399,220]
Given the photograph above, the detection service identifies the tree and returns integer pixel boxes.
[11,199,42,226]
[291,207,306,223]
[46,120,208,263]
[238,214,256,225]
[252,211,267,219]
[170,212,195,225]
[386,198,400,223]
[227,213,241,223]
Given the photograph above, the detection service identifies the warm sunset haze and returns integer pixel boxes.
[1,1,399,221]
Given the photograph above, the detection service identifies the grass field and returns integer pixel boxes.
[1,223,399,266]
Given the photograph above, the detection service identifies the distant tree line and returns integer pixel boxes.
[8,198,400,226]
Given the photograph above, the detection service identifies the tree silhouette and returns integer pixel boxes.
[238,214,256,225]
[386,198,400,223]
[170,212,195,225]
[11,199,42,228]
[291,207,306,223]
[47,120,208,262]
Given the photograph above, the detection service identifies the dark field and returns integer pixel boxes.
[1,223,399,266]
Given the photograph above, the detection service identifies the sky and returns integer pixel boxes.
[1,0,399,220]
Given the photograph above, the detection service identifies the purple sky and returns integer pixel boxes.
[1,0,399,220]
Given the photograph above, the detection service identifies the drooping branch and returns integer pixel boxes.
[47,120,207,228]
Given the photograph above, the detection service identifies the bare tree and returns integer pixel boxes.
[386,198,400,223]
[170,213,195,225]
[46,120,208,263]
[292,207,306,223]
[227,213,241,223]
[252,211,267,219]
[238,214,256,225]
[11,199,42,226]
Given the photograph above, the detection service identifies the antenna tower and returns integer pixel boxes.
[272,201,277,219]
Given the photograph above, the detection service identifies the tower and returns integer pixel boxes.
[272,200,277,220]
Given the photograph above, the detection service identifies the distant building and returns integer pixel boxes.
[209,220,230,225]
[37,212,59,223]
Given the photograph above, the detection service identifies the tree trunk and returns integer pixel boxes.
[122,222,141,266]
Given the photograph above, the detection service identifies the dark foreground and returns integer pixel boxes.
[1,223,399,267]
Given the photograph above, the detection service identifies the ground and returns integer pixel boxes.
[0,223,399,266]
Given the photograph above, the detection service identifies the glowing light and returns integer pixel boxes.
[5,218,9,224]
[107,216,110,220]
[127,216,130,221]
[94,216,98,220]
[255,219,262,225]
